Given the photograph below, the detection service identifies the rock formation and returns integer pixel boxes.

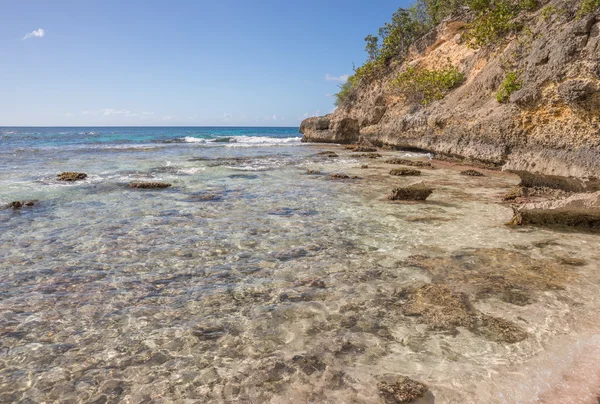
[300,1,600,179]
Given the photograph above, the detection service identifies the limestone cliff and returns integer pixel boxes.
[300,0,600,178]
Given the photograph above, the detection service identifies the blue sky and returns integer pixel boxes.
[1,0,408,127]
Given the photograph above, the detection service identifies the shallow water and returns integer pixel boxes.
[1,129,600,403]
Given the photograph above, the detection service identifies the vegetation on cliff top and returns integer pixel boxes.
[390,61,465,105]
[334,0,598,107]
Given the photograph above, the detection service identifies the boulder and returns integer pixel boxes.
[388,184,433,201]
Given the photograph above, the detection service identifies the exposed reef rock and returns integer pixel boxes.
[509,191,600,229]
[57,172,87,181]
[128,182,172,189]
[377,376,429,404]
[385,159,433,168]
[460,170,484,177]
[353,146,378,153]
[388,184,433,201]
[316,151,339,158]
[390,168,421,176]
[301,3,600,178]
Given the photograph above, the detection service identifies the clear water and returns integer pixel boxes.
[1,127,600,403]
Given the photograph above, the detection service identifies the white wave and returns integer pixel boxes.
[177,167,206,174]
[182,135,302,146]
[183,136,208,143]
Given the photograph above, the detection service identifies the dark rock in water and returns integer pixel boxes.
[354,153,382,159]
[385,159,432,168]
[305,170,321,175]
[57,172,87,181]
[7,201,35,210]
[192,325,227,341]
[291,355,326,375]
[187,193,222,202]
[317,151,339,158]
[330,174,360,180]
[390,168,421,176]
[361,165,369,169]
[388,184,433,201]
[460,169,484,177]
[274,248,308,261]
[128,182,172,189]
[377,376,429,403]
[353,147,377,153]
[228,174,260,180]
[8,201,23,209]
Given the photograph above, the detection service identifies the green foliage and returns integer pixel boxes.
[578,0,600,16]
[464,0,519,48]
[541,5,560,20]
[334,81,354,107]
[496,71,522,103]
[390,62,465,105]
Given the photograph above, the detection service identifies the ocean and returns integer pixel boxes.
[2,127,600,403]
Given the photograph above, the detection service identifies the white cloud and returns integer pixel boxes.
[272,114,278,121]
[64,112,74,117]
[325,73,349,83]
[301,110,322,120]
[80,109,155,118]
[23,28,45,40]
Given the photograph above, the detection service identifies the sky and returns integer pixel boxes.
[1,0,409,127]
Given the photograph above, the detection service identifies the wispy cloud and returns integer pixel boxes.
[81,109,155,118]
[23,28,45,40]
[325,73,349,83]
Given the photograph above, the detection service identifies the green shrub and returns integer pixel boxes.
[334,81,354,107]
[465,0,519,48]
[496,71,522,103]
[390,62,465,105]
[578,0,600,16]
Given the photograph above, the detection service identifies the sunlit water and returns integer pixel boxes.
[1,127,600,403]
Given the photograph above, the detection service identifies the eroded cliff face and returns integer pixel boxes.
[300,1,600,178]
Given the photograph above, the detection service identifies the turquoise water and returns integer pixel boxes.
[0,126,300,149]
[2,129,600,403]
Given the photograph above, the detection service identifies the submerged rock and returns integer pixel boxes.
[388,184,433,201]
[385,159,432,168]
[354,153,382,159]
[398,284,527,343]
[360,165,369,169]
[460,170,484,177]
[330,174,360,180]
[57,172,87,181]
[317,151,339,158]
[305,170,321,175]
[353,147,378,153]
[407,248,569,307]
[390,168,421,176]
[128,181,172,189]
[377,376,429,404]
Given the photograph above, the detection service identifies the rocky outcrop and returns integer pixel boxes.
[509,191,600,229]
[300,116,360,144]
[300,1,600,179]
